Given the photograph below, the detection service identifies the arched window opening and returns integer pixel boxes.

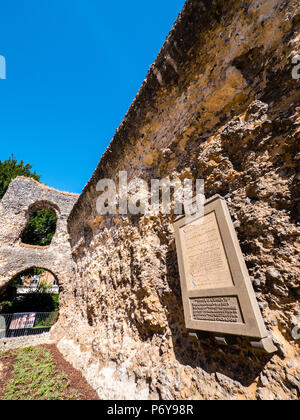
[21,209,57,246]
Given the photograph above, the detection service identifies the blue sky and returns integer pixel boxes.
[0,0,185,193]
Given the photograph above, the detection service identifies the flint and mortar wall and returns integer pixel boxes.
[0,177,79,319]
[53,0,300,400]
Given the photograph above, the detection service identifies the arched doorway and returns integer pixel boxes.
[0,268,59,338]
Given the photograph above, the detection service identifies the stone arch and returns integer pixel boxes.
[25,200,61,218]
[9,265,60,288]
[0,177,79,294]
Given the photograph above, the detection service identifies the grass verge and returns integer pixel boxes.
[0,346,84,400]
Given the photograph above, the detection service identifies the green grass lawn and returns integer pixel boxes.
[0,346,83,400]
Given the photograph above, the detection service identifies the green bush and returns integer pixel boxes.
[0,281,59,314]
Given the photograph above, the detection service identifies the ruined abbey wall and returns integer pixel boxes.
[50,0,300,400]
[2,0,296,400]
[0,177,78,316]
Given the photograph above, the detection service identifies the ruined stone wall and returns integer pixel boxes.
[0,177,79,318]
[0,333,54,352]
[53,0,300,400]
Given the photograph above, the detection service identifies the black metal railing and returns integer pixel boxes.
[0,312,58,339]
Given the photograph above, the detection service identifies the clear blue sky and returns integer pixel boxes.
[0,0,186,193]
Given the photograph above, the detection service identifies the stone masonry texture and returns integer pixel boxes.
[1,0,300,400]
[0,333,54,352]
[0,177,79,321]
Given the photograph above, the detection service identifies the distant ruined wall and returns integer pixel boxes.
[52,0,300,400]
[0,333,54,352]
[0,177,79,317]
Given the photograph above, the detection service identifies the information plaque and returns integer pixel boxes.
[174,195,276,353]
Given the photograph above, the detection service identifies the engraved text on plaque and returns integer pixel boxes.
[179,211,233,291]
[190,296,243,323]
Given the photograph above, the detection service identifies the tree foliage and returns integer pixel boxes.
[0,287,59,314]
[21,210,57,246]
[0,154,41,199]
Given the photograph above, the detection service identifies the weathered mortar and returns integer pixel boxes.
[53,0,299,400]
[0,177,79,319]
